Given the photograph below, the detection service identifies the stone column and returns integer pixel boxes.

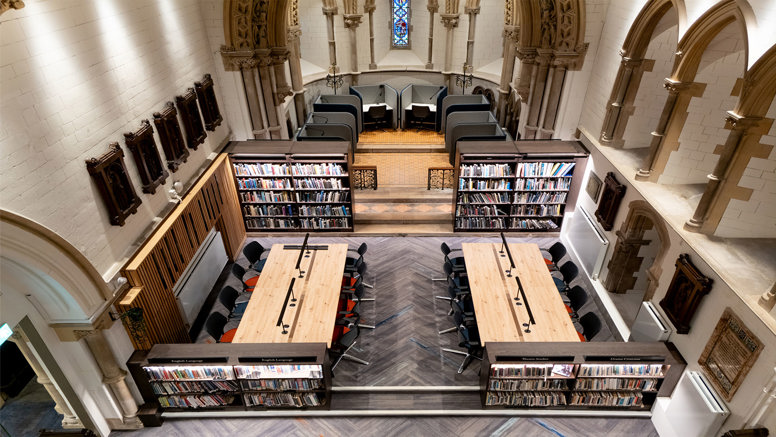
[537,60,567,139]
[441,14,460,90]
[426,0,439,69]
[343,14,362,85]
[365,0,377,69]
[322,2,339,71]
[287,27,307,129]
[635,78,705,181]
[8,331,82,429]
[257,52,283,139]
[522,53,550,139]
[759,283,776,311]
[221,49,267,139]
[600,53,647,147]
[463,3,479,69]
[76,328,142,429]
[497,28,518,125]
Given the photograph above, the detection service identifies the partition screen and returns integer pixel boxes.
[392,0,410,48]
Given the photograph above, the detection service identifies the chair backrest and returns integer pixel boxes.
[352,283,365,301]
[548,242,567,263]
[242,241,265,265]
[412,105,430,119]
[559,261,579,284]
[566,286,588,312]
[205,312,227,342]
[337,323,360,350]
[357,242,368,256]
[579,312,602,341]
[443,261,454,277]
[368,105,386,118]
[218,286,240,311]
[231,263,247,283]
[440,242,452,256]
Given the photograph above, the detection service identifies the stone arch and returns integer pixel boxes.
[735,44,776,118]
[600,0,682,147]
[604,200,671,302]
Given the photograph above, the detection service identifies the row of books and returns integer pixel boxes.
[294,178,344,189]
[568,391,643,407]
[151,380,238,395]
[246,218,296,229]
[574,378,659,391]
[456,205,508,217]
[578,364,664,377]
[515,178,572,191]
[145,366,234,381]
[299,218,349,229]
[511,218,559,230]
[459,179,512,191]
[240,378,324,391]
[158,394,235,409]
[460,163,513,177]
[240,191,292,203]
[458,192,510,204]
[512,204,563,217]
[298,205,350,217]
[291,163,345,176]
[296,191,350,203]
[234,365,324,380]
[236,178,291,190]
[455,217,506,229]
[514,192,567,204]
[243,392,323,407]
[485,391,567,407]
[488,379,568,391]
[243,204,294,217]
[233,163,290,176]
[517,162,575,177]
[491,364,574,378]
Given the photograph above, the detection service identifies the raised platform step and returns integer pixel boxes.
[357,144,447,153]
[354,223,454,235]
[354,186,453,204]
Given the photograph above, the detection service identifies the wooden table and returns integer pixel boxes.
[461,243,580,344]
[232,243,348,346]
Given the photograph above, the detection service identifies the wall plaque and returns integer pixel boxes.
[594,172,626,231]
[585,171,602,202]
[659,254,712,334]
[85,143,142,226]
[699,308,763,401]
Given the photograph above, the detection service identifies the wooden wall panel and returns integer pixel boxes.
[118,155,246,350]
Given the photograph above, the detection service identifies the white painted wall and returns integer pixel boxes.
[472,0,504,70]
[298,0,331,69]
[659,23,745,185]
[0,0,229,280]
[621,9,678,150]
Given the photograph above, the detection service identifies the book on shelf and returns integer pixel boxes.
[488,379,568,391]
[511,204,562,217]
[144,366,234,381]
[298,205,350,217]
[240,378,324,391]
[517,162,575,177]
[459,163,513,177]
[236,178,292,190]
[240,191,293,203]
[295,191,350,203]
[158,394,235,408]
[456,205,508,217]
[233,163,291,176]
[515,178,572,191]
[510,218,559,230]
[574,378,659,391]
[459,179,512,191]
[299,218,349,229]
[514,192,567,204]
[291,163,345,176]
[568,391,643,407]
[234,364,323,380]
[294,178,344,189]
[246,218,297,229]
[243,204,294,217]
[243,392,323,407]
[455,217,506,230]
[151,380,239,395]
[578,364,664,377]
[458,192,510,204]
[485,391,567,407]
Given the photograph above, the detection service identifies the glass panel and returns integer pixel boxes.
[392,0,410,48]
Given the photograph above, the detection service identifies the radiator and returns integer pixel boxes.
[173,229,228,326]
[563,207,609,279]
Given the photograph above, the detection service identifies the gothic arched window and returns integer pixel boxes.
[392,0,410,48]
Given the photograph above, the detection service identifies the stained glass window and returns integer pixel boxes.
[392,0,410,48]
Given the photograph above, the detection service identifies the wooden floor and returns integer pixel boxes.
[359,129,445,145]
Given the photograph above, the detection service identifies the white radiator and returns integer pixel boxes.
[629,302,671,342]
[563,207,609,279]
[173,229,228,326]
[651,371,729,437]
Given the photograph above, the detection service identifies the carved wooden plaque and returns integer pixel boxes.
[194,73,223,131]
[85,143,142,226]
[124,120,168,194]
[585,171,602,202]
[175,88,207,150]
[659,254,713,334]
[153,102,189,172]
[699,308,763,401]
[595,172,626,231]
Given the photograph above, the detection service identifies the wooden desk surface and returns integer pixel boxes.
[232,243,348,346]
[461,243,580,344]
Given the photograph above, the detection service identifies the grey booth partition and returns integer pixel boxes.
[350,85,399,129]
[439,94,491,132]
[313,94,363,133]
[445,111,499,154]
[307,112,358,146]
[447,122,509,165]
[399,85,447,130]
[296,123,355,163]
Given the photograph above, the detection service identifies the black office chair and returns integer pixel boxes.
[242,241,268,271]
[540,241,567,271]
[345,242,367,274]
[205,312,228,343]
[435,262,469,302]
[218,285,249,318]
[330,321,369,371]
[552,261,579,294]
[230,263,257,292]
[578,312,602,341]
[410,104,433,131]
[564,286,588,319]
[364,105,387,131]
[442,312,483,373]
[441,242,466,273]
[439,287,475,334]
[338,283,375,329]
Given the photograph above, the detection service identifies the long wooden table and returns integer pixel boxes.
[461,243,580,344]
[232,243,348,346]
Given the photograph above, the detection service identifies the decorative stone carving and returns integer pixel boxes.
[504,0,513,26]
[343,0,359,15]
[230,0,255,50]
[322,0,338,15]
[344,14,363,28]
[0,0,23,14]
[288,0,299,26]
[253,0,270,48]
[428,0,439,13]
[441,14,460,28]
[220,46,259,71]
[445,0,460,14]
[539,0,556,48]
[364,0,376,13]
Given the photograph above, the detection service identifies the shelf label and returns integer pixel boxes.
[495,355,574,362]
[238,356,317,363]
[584,355,665,362]
[148,357,229,364]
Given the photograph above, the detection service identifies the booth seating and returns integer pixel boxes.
[446,112,509,165]
[313,94,363,133]
[350,84,399,129]
[439,94,491,132]
[399,84,447,130]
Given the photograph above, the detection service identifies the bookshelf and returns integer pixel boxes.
[227,141,353,232]
[127,343,331,423]
[480,342,685,410]
[453,141,588,232]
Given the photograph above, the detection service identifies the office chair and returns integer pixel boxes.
[330,322,369,371]
[441,312,483,373]
[410,105,433,131]
[218,285,249,318]
[338,283,375,329]
[365,105,387,131]
[439,287,475,334]
[564,286,588,319]
[435,262,469,302]
[540,241,567,271]
[441,242,466,273]
[342,262,375,302]
[344,243,373,289]
[230,263,258,292]
[205,312,233,343]
[578,312,602,341]
[552,261,579,294]
[242,241,268,272]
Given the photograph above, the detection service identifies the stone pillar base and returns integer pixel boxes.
[107,417,144,430]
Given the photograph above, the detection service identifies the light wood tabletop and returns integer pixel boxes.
[232,243,348,346]
[461,243,580,344]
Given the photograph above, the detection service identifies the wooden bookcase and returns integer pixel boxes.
[127,343,331,423]
[453,141,588,232]
[227,141,354,232]
[480,342,685,410]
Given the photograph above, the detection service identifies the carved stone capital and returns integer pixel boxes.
[287,26,302,42]
[724,111,764,131]
[322,3,338,15]
[440,14,460,29]
[73,329,99,341]
[276,85,294,100]
[427,0,439,13]
[220,46,258,71]
[503,26,520,44]
[364,0,376,13]
[465,6,480,14]
[343,14,363,29]
[663,78,694,95]
[0,0,24,15]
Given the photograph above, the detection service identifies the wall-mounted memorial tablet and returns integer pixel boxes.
[86,143,142,226]
[175,88,206,150]
[124,119,168,194]
[194,73,223,131]
[153,101,189,172]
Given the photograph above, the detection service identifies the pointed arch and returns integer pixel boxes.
[736,44,776,118]
[621,0,683,59]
